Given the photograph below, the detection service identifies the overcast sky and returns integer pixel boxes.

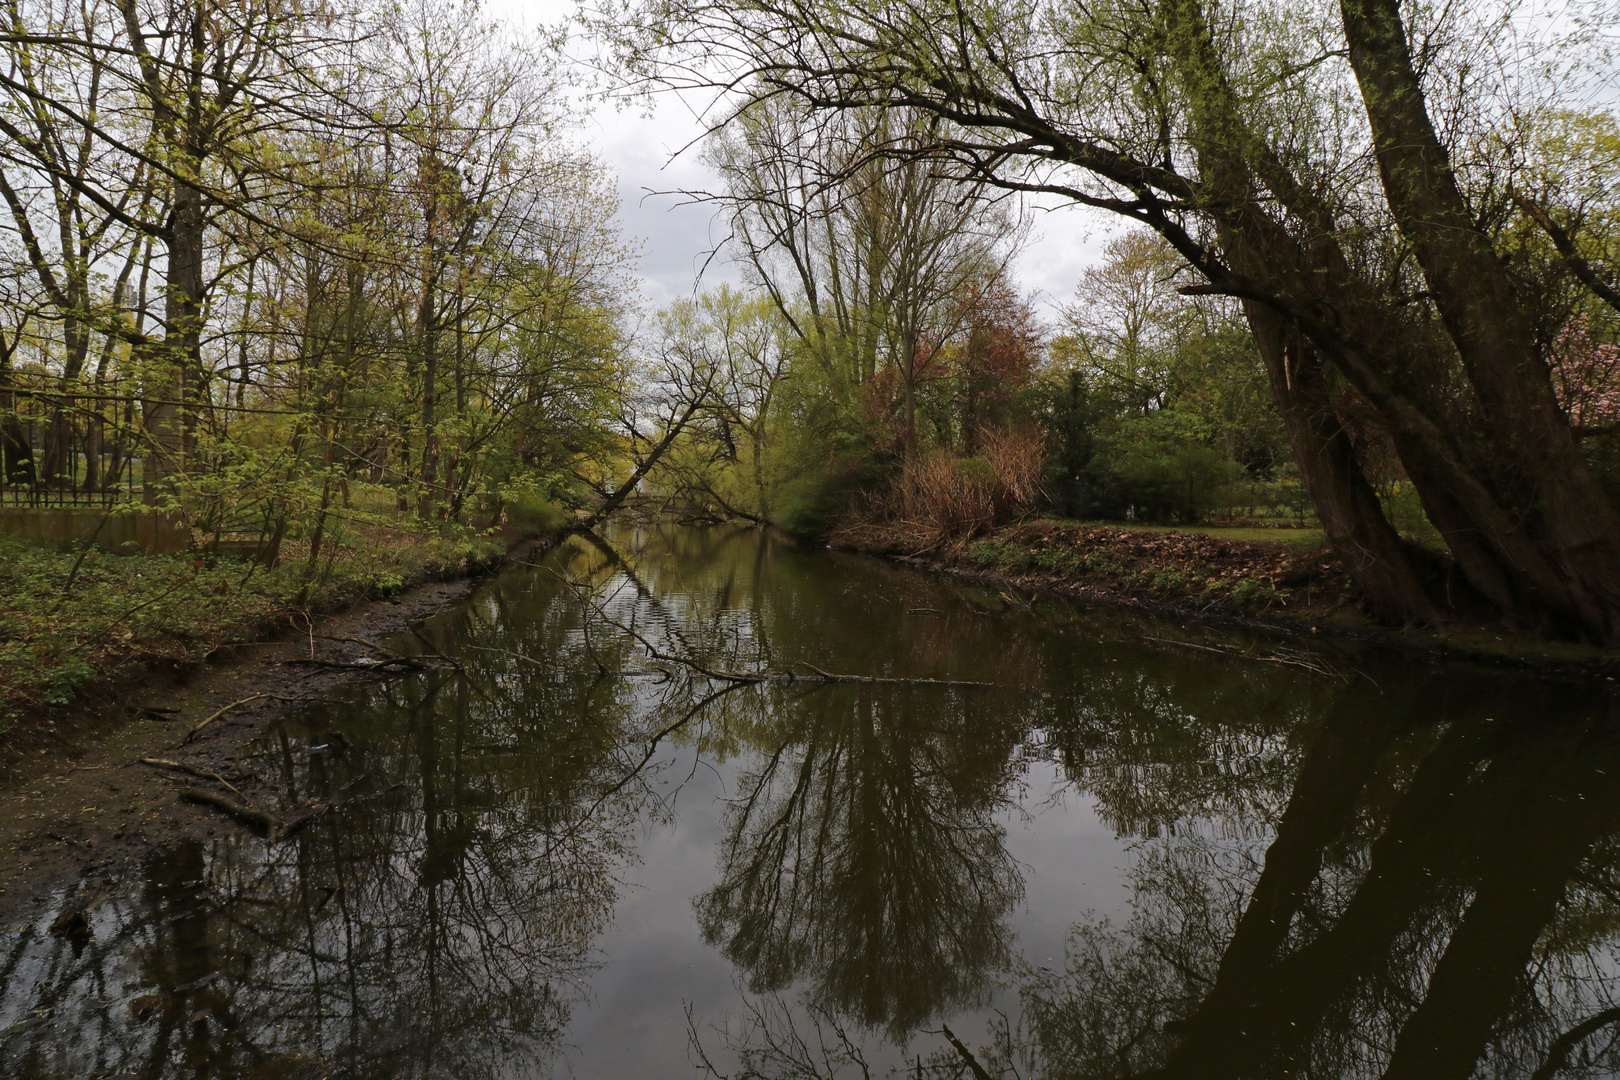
[487,0,1620,321]
[581,100,1116,317]
[490,0,1115,321]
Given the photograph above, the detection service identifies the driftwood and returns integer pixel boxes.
[315,634,407,657]
[940,1025,995,1080]
[183,693,343,743]
[273,802,335,842]
[183,695,268,743]
[465,643,670,680]
[180,788,278,837]
[409,628,465,672]
[139,757,244,795]
[314,633,462,671]
[284,656,430,672]
[1139,636,1346,679]
[180,778,398,843]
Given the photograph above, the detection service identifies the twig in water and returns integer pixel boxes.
[940,1024,996,1080]
[283,656,429,672]
[1140,636,1344,679]
[316,635,408,659]
[274,801,334,842]
[409,628,465,671]
[465,643,549,668]
[181,779,401,842]
[181,693,337,743]
[463,643,668,678]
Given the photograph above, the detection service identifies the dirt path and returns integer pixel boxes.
[0,544,544,922]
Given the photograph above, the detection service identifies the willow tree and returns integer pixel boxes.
[610,0,1620,640]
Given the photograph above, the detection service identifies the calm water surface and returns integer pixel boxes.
[2,524,1617,1079]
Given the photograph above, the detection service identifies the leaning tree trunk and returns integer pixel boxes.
[1151,0,1620,640]
[1244,303,1439,624]
[1166,15,1441,626]
[1339,0,1620,642]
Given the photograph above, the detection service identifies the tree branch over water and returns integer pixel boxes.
[552,567,994,688]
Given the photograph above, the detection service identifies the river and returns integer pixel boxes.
[1,523,1616,1079]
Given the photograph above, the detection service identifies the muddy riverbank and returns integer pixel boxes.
[0,535,555,908]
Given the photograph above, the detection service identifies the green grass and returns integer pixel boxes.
[0,522,505,737]
[1040,517,1327,546]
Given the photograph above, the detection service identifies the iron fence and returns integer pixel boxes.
[0,370,145,509]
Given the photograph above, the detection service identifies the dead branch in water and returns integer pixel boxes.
[1139,636,1346,679]
[183,693,340,743]
[552,570,993,688]
[284,656,433,672]
[184,695,269,743]
[180,788,278,836]
[464,643,669,679]
[180,778,401,842]
[939,1025,996,1080]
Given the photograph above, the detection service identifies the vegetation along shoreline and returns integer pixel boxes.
[832,519,1620,683]
[5,505,1613,792]
[0,524,557,768]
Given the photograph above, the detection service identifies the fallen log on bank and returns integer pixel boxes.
[179,777,400,842]
[181,787,278,837]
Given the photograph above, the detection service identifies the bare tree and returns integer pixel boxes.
[707,101,1024,459]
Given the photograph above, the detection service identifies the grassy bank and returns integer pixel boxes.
[0,523,508,740]
[833,517,1354,618]
[833,516,1620,674]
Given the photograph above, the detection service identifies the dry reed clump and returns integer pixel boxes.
[890,426,1046,544]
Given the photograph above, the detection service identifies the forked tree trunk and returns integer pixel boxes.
[1161,0,1620,641]
[1339,0,1620,642]
[1166,19,1441,626]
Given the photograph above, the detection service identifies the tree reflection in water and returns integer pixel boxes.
[1018,680,1620,1080]
[0,537,771,1079]
[7,527,1620,1080]
[692,629,1620,1080]
[583,524,1033,1037]
[697,683,1027,1038]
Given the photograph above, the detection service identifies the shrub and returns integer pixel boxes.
[504,490,568,535]
[894,426,1046,540]
[1230,578,1288,611]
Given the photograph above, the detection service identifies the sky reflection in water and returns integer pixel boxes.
[1,523,1616,1080]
